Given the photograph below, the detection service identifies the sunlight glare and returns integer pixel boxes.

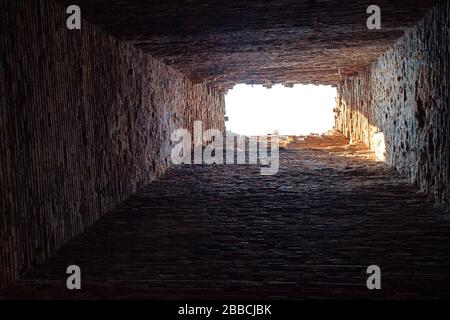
[225,84,337,136]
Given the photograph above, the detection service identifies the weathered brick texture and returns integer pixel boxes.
[0,0,224,288]
[2,132,450,299]
[57,0,435,92]
[335,0,449,211]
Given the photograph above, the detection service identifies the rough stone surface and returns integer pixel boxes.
[1,0,448,295]
[0,0,224,288]
[2,132,450,299]
[56,0,436,91]
[335,0,449,211]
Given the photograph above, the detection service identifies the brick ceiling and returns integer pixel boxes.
[63,0,435,91]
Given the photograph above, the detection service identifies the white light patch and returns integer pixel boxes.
[225,84,337,136]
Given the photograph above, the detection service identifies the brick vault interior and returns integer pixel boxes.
[0,0,449,298]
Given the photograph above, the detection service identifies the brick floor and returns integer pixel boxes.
[2,132,450,299]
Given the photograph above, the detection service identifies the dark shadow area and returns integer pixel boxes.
[2,133,449,299]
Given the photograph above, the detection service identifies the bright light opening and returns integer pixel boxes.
[225,84,337,136]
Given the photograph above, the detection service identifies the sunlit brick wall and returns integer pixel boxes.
[335,0,449,211]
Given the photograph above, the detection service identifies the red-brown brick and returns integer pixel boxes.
[0,0,224,288]
[335,0,449,211]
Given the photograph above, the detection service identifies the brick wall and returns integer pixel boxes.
[0,0,224,288]
[335,0,449,211]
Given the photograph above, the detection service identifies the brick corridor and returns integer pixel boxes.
[2,132,450,299]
